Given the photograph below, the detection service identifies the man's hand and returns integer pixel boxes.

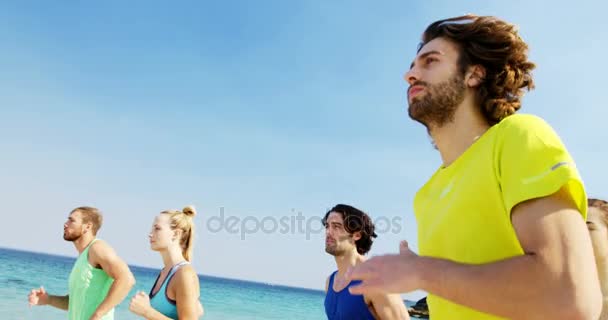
[28,286,49,306]
[347,241,422,295]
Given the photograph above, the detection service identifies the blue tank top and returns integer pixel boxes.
[324,271,376,320]
[149,261,189,319]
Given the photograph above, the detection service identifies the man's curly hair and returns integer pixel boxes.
[420,14,536,125]
[322,204,378,255]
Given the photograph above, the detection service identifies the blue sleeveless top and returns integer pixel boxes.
[324,271,376,320]
[149,261,189,319]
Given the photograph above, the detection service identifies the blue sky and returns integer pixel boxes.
[1,0,606,301]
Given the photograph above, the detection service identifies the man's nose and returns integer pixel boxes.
[404,67,420,85]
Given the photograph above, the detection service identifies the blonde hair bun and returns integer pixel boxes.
[183,205,197,217]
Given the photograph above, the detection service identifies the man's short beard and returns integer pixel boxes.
[325,245,347,257]
[63,232,81,242]
[408,72,466,129]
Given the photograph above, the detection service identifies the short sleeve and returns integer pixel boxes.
[494,114,587,218]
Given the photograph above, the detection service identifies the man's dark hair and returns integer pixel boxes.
[322,204,377,255]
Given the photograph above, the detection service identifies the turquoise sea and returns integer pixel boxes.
[0,247,328,319]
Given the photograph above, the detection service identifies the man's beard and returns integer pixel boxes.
[325,235,352,256]
[325,243,347,257]
[408,72,466,129]
[63,230,82,242]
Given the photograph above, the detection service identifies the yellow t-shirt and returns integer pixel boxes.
[413,114,587,319]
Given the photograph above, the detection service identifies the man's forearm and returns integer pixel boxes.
[47,294,69,311]
[93,276,135,318]
[417,254,596,320]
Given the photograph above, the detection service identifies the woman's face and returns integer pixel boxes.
[148,214,175,251]
[587,207,608,262]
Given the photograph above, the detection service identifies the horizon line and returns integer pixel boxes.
[0,245,329,295]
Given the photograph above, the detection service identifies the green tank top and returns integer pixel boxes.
[68,239,114,320]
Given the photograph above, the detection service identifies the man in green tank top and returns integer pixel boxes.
[28,207,136,320]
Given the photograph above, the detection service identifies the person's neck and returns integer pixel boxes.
[429,101,490,167]
[73,234,95,254]
[334,249,364,276]
[160,246,186,270]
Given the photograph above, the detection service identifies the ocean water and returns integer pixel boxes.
[0,247,327,319]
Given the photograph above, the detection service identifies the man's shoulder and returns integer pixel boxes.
[326,270,338,277]
[89,239,112,253]
[495,113,552,134]
[87,239,120,263]
[492,113,567,153]
[325,271,337,292]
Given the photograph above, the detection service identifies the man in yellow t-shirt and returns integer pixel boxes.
[347,14,602,319]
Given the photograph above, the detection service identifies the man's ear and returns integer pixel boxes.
[83,222,93,234]
[352,231,362,242]
[466,64,486,88]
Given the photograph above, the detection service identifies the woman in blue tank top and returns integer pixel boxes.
[129,205,204,319]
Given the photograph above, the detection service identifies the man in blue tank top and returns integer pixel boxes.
[323,204,409,320]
